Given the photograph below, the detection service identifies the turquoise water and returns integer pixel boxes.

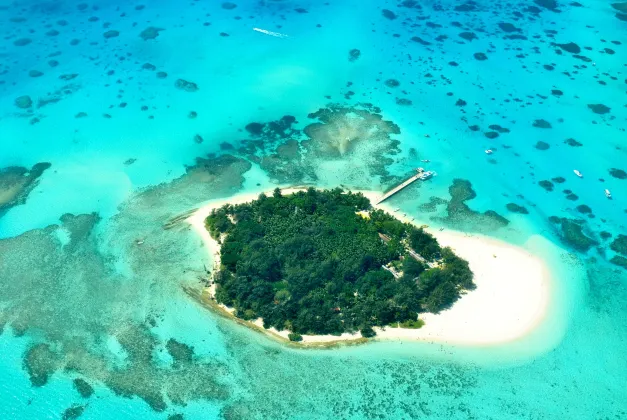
[1,0,626,418]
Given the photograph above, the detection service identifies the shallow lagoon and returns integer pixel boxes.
[1,0,626,418]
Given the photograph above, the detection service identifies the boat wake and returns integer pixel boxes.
[253,27,289,38]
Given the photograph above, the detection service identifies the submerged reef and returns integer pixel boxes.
[0,162,51,217]
[506,203,529,214]
[609,234,627,256]
[0,155,253,412]
[548,217,598,252]
[435,179,509,232]
[234,103,402,185]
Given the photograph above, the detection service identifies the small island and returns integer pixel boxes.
[204,188,474,341]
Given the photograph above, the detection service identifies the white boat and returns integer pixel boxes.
[574,170,583,178]
[605,189,612,199]
[421,159,430,163]
[419,170,435,180]
[485,149,493,154]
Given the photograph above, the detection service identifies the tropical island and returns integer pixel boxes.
[203,188,474,341]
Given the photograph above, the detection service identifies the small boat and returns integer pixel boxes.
[605,189,612,199]
[419,170,435,180]
[394,207,400,212]
[421,159,430,163]
[485,149,493,154]
[574,170,583,178]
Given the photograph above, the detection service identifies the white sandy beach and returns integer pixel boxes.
[187,188,551,347]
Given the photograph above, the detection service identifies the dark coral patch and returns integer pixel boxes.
[23,343,60,387]
[576,204,592,214]
[587,104,610,114]
[498,22,521,32]
[174,79,199,92]
[62,405,86,420]
[564,138,582,147]
[73,378,94,398]
[14,38,32,46]
[535,0,560,11]
[554,42,580,53]
[1,163,51,215]
[532,119,552,128]
[411,36,431,45]
[610,234,627,255]
[438,179,509,231]
[382,9,397,19]
[349,49,361,62]
[549,217,598,251]
[539,180,554,191]
[474,52,488,60]
[15,95,33,109]
[459,32,478,41]
[535,141,550,150]
[611,256,627,269]
[611,3,627,13]
[506,203,529,214]
[140,27,164,40]
[609,168,626,179]
[488,125,510,133]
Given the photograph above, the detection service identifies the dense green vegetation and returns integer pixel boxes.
[206,188,475,337]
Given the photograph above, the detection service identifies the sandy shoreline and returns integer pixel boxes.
[187,187,552,347]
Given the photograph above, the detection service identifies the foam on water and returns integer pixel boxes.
[1,0,626,418]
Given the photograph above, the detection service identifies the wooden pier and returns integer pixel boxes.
[375,168,432,205]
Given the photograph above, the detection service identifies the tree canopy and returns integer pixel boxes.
[206,188,474,337]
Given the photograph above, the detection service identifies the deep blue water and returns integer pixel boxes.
[1,0,626,418]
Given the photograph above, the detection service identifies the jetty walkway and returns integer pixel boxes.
[375,168,434,205]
